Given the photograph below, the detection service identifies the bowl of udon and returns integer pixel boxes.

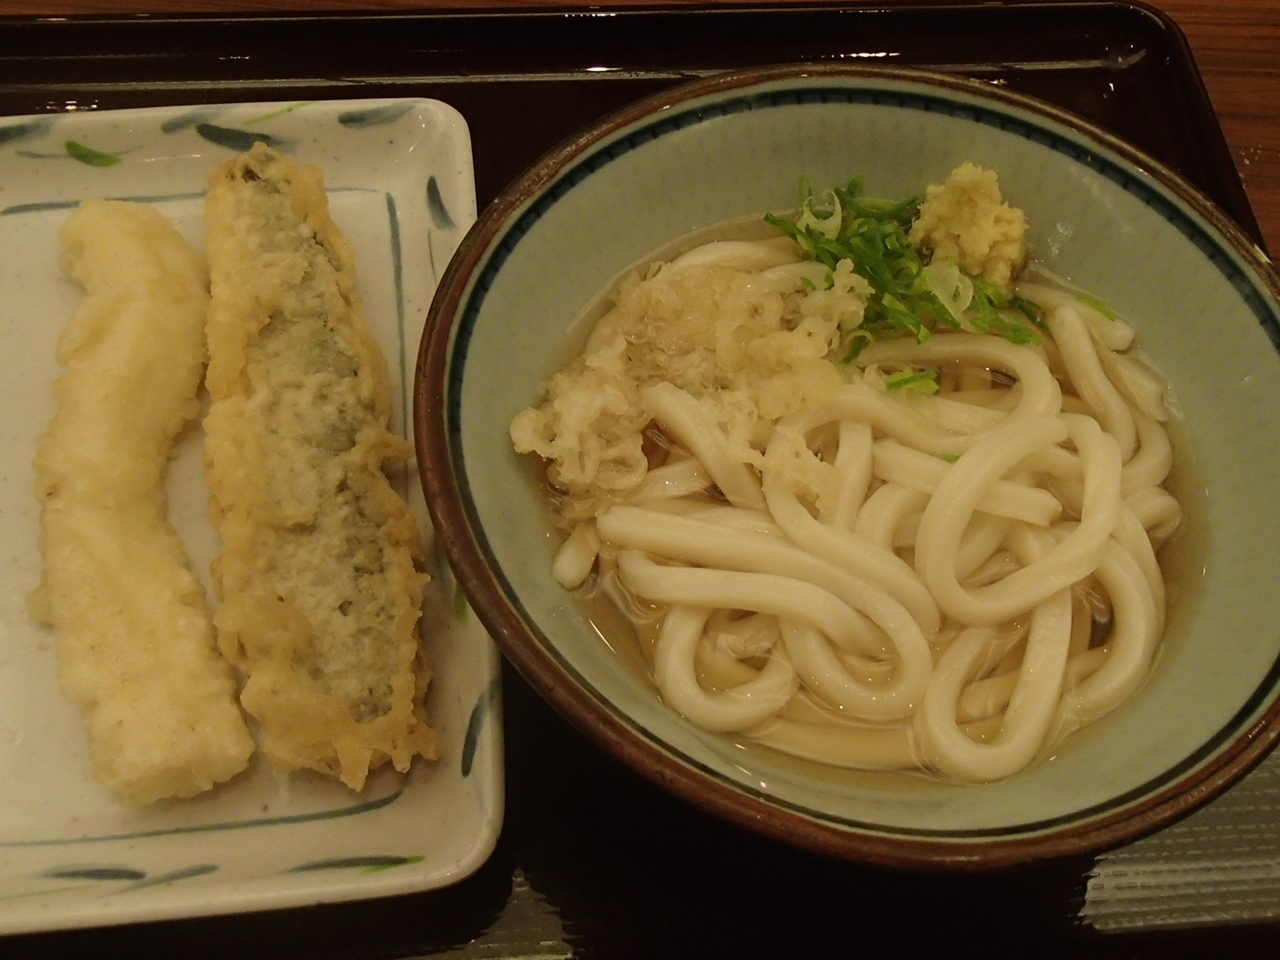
[416,64,1280,868]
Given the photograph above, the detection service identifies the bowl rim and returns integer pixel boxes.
[415,62,1280,870]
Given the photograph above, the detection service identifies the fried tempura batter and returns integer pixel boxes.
[33,199,255,806]
[204,144,438,790]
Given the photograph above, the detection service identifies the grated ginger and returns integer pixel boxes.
[909,161,1027,295]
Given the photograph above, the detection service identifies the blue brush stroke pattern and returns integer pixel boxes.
[0,118,51,147]
[385,190,407,433]
[288,855,423,873]
[461,675,501,777]
[160,108,220,134]
[122,864,217,892]
[43,866,146,882]
[195,123,292,153]
[339,102,416,128]
[1,782,403,848]
[426,175,455,230]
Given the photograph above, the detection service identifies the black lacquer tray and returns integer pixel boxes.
[0,2,1257,245]
[1,4,1263,958]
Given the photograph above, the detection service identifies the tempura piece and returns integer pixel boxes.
[203,143,437,791]
[32,199,255,806]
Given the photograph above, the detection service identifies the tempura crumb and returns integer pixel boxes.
[511,255,854,517]
[909,162,1028,295]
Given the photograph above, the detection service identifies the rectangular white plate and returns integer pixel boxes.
[0,98,501,934]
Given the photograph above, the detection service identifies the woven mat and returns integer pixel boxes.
[1082,748,1280,931]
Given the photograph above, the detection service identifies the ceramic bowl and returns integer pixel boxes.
[415,64,1280,868]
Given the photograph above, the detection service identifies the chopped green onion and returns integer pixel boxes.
[767,178,1044,357]
[885,369,939,393]
[1075,292,1120,323]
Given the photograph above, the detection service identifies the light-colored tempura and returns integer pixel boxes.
[203,143,437,791]
[32,199,255,806]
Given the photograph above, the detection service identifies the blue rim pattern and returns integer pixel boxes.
[449,80,1280,840]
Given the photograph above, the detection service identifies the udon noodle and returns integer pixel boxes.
[510,163,1181,782]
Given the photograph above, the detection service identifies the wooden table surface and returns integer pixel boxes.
[1,2,1277,958]
[0,0,1275,251]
